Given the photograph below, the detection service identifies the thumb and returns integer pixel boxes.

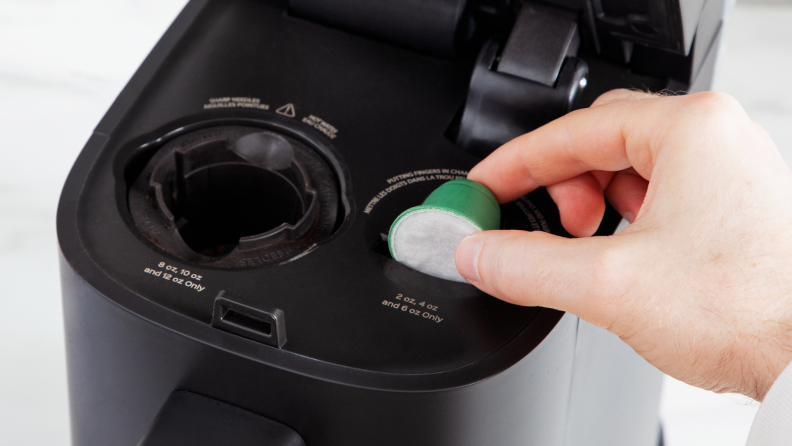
[455,229,638,330]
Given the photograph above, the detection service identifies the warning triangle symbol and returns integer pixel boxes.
[276,103,296,117]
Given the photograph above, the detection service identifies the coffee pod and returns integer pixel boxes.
[388,179,501,282]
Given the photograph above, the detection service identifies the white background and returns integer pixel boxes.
[0,1,790,444]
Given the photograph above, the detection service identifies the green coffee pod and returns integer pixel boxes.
[388,179,501,282]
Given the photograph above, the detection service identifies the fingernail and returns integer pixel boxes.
[456,235,483,283]
[624,212,635,224]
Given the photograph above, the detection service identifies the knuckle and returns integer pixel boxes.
[581,242,634,312]
[585,246,622,297]
[683,91,745,123]
[481,232,541,303]
[592,88,648,107]
[489,235,526,295]
[593,89,628,104]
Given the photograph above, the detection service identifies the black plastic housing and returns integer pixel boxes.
[57,0,724,444]
[289,0,472,58]
[138,391,306,446]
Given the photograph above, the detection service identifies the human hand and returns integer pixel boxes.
[455,89,792,401]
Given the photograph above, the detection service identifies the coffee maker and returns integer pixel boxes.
[57,1,728,445]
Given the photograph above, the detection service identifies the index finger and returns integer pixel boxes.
[466,89,687,203]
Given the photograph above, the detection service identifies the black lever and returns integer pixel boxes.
[456,3,588,158]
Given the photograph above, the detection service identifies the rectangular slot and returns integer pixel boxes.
[222,307,272,336]
[211,293,286,348]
